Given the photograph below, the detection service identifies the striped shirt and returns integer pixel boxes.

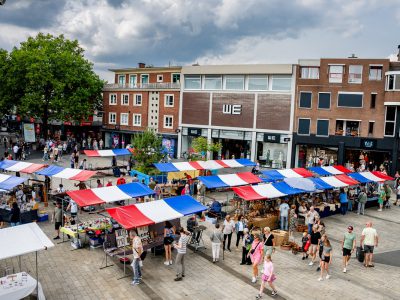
[177,234,190,254]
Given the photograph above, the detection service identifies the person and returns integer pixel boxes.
[308,225,321,266]
[70,153,75,168]
[53,145,59,162]
[130,230,143,286]
[288,204,297,240]
[209,199,222,216]
[248,234,264,283]
[340,188,348,215]
[301,232,310,260]
[318,234,332,281]
[74,181,87,190]
[163,221,175,265]
[396,182,400,206]
[52,202,63,239]
[111,156,117,168]
[3,136,8,149]
[173,227,190,281]
[256,254,278,298]
[154,181,162,200]
[184,172,194,195]
[187,215,200,243]
[132,174,139,183]
[148,177,156,190]
[197,181,206,204]
[10,202,21,226]
[56,184,65,193]
[314,217,325,235]
[181,184,190,195]
[341,225,356,273]
[13,144,19,160]
[74,150,79,168]
[96,179,103,188]
[67,199,78,218]
[263,227,275,257]
[235,215,245,248]
[384,183,391,209]
[306,206,319,234]
[241,228,253,265]
[360,221,378,268]
[222,215,235,251]
[210,223,224,263]
[99,138,104,150]
[106,180,113,187]
[357,188,367,215]
[79,158,87,170]
[44,176,51,194]
[378,185,385,211]
[116,174,126,185]
[279,200,290,231]
[298,202,308,220]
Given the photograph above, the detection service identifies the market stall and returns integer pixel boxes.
[84,149,134,157]
[309,165,352,176]
[153,158,256,172]
[260,168,314,182]
[35,165,97,182]
[198,172,262,189]
[0,160,46,174]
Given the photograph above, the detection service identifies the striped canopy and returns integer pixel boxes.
[106,195,207,229]
[84,149,133,157]
[36,165,97,181]
[0,160,46,174]
[0,174,28,190]
[261,168,314,182]
[153,158,256,172]
[198,172,262,188]
[309,165,352,176]
[66,183,155,207]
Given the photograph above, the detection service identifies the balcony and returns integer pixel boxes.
[103,82,181,90]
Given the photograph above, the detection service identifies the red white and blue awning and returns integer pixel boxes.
[198,172,262,188]
[154,159,256,172]
[106,195,207,229]
[84,149,133,157]
[0,160,46,174]
[0,174,28,190]
[309,165,352,176]
[66,183,155,207]
[35,165,97,181]
[261,168,314,182]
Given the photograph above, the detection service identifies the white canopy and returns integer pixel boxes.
[0,223,54,260]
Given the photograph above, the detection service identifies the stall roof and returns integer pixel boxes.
[198,172,262,188]
[348,172,373,183]
[284,177,316,192]
[232,184,288,201]
[84,149,133,157]
[35,165,97,181]
[335,174,360,186]
[0,160,46,174]
[153,158,256,172]
[309,165,352,176]
[66,183,155,207]
[308,177,335,190]
[319,176,348,188]
[106,195,207,229]
[261,168,313,182]
[0,174,28,190]
[0,223,54,260]
[371,171,394,181]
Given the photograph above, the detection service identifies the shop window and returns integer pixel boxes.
[369,66,382,80]
[225,75,245,90]
[318,93,331,109]
[184,75,201,89]
[271,75,291,91]
[316,120,329,137]
[204,75,222,90]
[297,118,311,135]
[248,75,268,90]
[299,92,312,108]
[329,65,343,83]
[348,65,363,83]
[337,93,363,108]
[368,122,374,135]
[335,120,360,136]
[384,106,396,136]
[300,67,319,79]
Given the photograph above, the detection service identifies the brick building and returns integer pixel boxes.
[102,64,181,157]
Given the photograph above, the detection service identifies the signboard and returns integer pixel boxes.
[222,104,242,115]
[23,123,36,142]
[264,133,281,143]
[188,128,202,136]
[360,139,377,149]
[162,138,176,157]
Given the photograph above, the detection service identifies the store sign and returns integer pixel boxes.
[264,133,281,143]
[222,104,242,115]
[188,128,202,136]
[360,139,377,149]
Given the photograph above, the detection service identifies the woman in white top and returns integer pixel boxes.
[222,215,235,252]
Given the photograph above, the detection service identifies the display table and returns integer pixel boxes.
[249,215,279,230]
[0,208,38,224]
[60,226,85,238]
[0,272,45,300]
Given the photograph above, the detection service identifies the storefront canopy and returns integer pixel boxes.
[261,168,314,182]
[308,177,335,190]
[153,158,256,172]
[66,183,155,207]
[84,149,133,157]
[0,160,46,174]
[35,165,97,181]
[0,174,28,190]
[0,223,54,260]
[106,195,207,229]
[198,172,262,188]
[309,165,352,176]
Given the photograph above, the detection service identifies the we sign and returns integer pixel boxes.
[223,104,242,115]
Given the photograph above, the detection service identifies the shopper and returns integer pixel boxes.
[263,227,275,257]
[341,225,356,273]
[96,179,103,188]
[288,204,297,241]
[248,234,264,283]
[256,254,277,299]
[360,221,378,268]
[222,215,235,251]
[396,183,400,206]
[279,200,290,231]
[357,188,367,215]
[52,202,63,239]
[378,186,385,211]
[308,225,321,266]
[235,215,245,248]
[130,230,143,286]
[174,228,190,281]
[318,234,332,281]
[163,221,175,265]
[210,223,223,263]
[306,206,319,234]
[10,202,21,227]
[340,188,348,215]
[384,183,391,208]
[240,228,253,265]
[301,232,310,260]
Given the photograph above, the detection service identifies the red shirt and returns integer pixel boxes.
[117,178,126,185]
[106,182,112,187]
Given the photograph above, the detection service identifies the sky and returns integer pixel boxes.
[0,0,399,82]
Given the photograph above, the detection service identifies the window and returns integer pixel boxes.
[297,118,311,135]
[329,65,344,83]
[299,92,312,108]
[109,94,117,105]
[157,75,163,82]
[141,74,149,84]
[337,93,363,108]
[129,75,137,87]
[120,113,129,125]
[118,75,126,85]
[165,94,174,107]
[384,107,396,136]
[335,120,360,136]
[271,75,291,90]
[172,73,181,83]
[348,65,363,83]
[316,120,329,137]
[164,115,173,128]
[204,75,222,90]
[133,114,141,126]
[121,94,129,105]
[225,75,245,90]
[368,122,374,135]
[300,67,320,79]
[318,93,331,109]
[134,94,142,106]
[248,75,268,90]
[370,93,376,109]
[184,75,201,89]
[369,66,382,80]
[109,112,116,124]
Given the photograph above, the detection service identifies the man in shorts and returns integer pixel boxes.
[341,225,356,273]
[308,225,321,266]
[360,221,378,268]
[52,202,63,239]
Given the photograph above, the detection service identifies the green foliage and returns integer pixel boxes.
[191,136,222,160]
[131,129,164,174]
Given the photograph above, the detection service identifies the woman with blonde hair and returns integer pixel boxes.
[318,234,332,281]
[248,234,264,283]
[256,254,277,298]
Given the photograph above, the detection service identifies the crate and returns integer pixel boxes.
[37,214,48,222]
[271,230,289,247]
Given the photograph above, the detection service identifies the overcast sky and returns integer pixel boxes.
[0,0,399,82]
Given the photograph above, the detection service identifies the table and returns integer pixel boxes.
[0,272,45,300]
[60,226,85,238]
[0,208,38,224]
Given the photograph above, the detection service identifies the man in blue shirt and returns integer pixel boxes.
[279,199,290,231]
[340,189,348,215]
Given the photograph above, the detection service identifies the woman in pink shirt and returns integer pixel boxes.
[247,234,264,283]
[256,254,277,298]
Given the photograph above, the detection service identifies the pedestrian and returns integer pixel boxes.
[360,221,378,268]
[117,174,126,185]
[340,188,348,215]
[67,199,78,218]
[318,234,332,281]
[248,234,264,283]
[99,138,104,150]
[308,225,321,266]
[148,177,156,190]
[130,230,143,286]
[74,150,79,168]
[132,174,139,183]
[301,232,310,260]
[357,188,367,215]
[240,228,253,265]
[279,199,290,231]
[222,215,235,251]
[163,221,175,265]
[70,153,75,168]
[341,225,356,273]
[13,144,19,160]
[383,183,391,209]
[181,183,190,195]
[96,179,103,188]
[378,186,385,211]
[53,146,59,162]
[106,180,112,187]
[154,181,161,200]
[210,223,223,263]
[173,227,190,281]
[79,158,87,170]
[10,202,21,227]
[288,204,297,241]
[3,136,8,149]
[52,202,63,239]
[262,227,275,257]
[306,206,319,234]
[256,254,278,298]
[235,215,245,248]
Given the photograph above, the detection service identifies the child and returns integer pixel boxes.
[302,231,310,260]
[256,254,277,298]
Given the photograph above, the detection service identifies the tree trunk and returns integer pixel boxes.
[42,101,49,140]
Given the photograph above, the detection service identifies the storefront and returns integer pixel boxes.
[256,133,291,168]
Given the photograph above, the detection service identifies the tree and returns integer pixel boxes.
[191,136,222,160]
[131,129,164,174]
[0,33,103,138]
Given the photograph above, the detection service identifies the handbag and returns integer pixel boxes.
[250,242,261,255]
[303,239,311,251]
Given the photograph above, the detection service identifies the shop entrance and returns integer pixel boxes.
[216,138,250,160]
[296,145,338,168]
[345,149,391,172]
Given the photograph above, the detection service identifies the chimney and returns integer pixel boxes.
[348,54,357,58]
[138,62,145,68]
[397,45,400,62]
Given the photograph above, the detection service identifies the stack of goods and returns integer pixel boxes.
[247,202,279,230]
[272,230,289,247]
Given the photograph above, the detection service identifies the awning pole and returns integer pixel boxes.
[36,251,38,299]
